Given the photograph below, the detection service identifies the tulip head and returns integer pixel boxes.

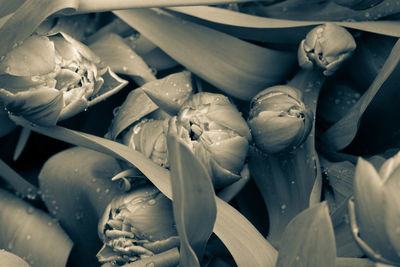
[0,32,124,126]
[352,152,400,264]
[298,23,356,76]
[97,185,178,266]
[123,118,169,168]
[248,85,313,155]
[176,92,251,188]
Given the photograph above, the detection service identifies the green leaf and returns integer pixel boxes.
[38,146,123,266]
[0,0,26,18]
[248,144,318,247]
[114,8,296,100]
[76,0,252,13]
[89,33,156,85]
[13,118,278,267]
[239,0,400,22]
[141,71,193,115]
[167,130,217,266]
[0,0,78,58]
[0,159,38,199]
[108,88,159,140]
[322,39,400,151]
[0,188,73,267]
[276,202,336,267]
[167,6,400,44]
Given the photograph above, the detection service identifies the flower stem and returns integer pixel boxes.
[76,0,253,14]
[249,68,325,247]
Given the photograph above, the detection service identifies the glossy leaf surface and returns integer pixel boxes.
[114,8,296,100]
[13,117,278,267]
[167,130,217,266]
[276,202,336,267]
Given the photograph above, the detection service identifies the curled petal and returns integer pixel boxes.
[354,158,399,261]
[379,151,400,182]
[0,87,63,126]
[180,92,251,140]
[0,35,56,76]
[201,131,248,174]
[142,71,193,115]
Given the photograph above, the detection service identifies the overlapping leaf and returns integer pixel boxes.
[114,8,296,100]
[240,0,400,22]
[167,6,400,44]
[12,117,278,267]
[276,202,336,267]
[89,33,156,85]
[0,188,73,267]
[322,39,400,151]
[167,131,216,266]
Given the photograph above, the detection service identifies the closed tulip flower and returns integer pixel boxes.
[121,92,251,188]
[350,152,400,265]
[298,23,356,76]
[248,85,313,155]
[176,92,251,188]
[0,32,126,126]
[97,185,179,266]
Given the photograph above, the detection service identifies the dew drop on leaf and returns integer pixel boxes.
[26,207,34,214]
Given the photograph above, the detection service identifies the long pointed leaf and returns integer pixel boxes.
[114,8,296,100]
[322,38,400,150]
[167,6,400,44]
[89,33,156,85]
[167,132,216,266]
[276,202,336,267]
[242,0,400,22]
[76,0,252,13]
[12,117,278,267]
[0,159,38,199]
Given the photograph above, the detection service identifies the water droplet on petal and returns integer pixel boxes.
[26,207,34,214]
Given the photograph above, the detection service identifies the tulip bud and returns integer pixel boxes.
[352,152,400,264]
[122,118,169,168]
[97,185,179,266]
[0,32,125,126]
[248,85,313,155]
[298,23,356,76]
[176,92,251,188]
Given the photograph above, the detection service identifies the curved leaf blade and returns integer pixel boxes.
[167,6,400,44]
[89,33,156,85]
[276,202,336,267]
[322,38,400,150]
[12,117,278,267]
[167,132,217,266]
[114,8,296,100]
